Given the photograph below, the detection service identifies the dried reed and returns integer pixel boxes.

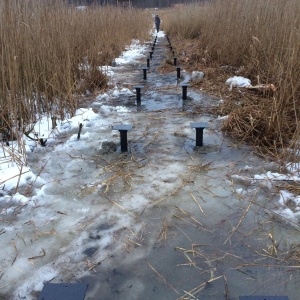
[0,0,151,152]
[163,0,300,158]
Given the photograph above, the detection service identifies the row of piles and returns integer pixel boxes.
[135,35,190,103]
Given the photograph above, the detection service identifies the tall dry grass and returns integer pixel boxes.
[163,0,300,157]
[0,0,151,142]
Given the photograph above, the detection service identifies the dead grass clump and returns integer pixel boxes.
[75,68,108,94]
[222,103,275,146]
[285,244,300,265]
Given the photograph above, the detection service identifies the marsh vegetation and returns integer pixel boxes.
[162,0,300,158]
[0,0,150,146]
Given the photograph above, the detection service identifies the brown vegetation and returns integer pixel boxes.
[0,0,151,140]
[162,0,300,158]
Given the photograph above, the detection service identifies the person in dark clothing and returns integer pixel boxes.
[155,14,161,33]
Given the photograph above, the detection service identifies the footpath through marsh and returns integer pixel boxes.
[1,32,300,300]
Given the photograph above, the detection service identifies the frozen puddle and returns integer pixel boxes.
[1,33,300,300]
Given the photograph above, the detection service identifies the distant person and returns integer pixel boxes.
[155,14,161,33]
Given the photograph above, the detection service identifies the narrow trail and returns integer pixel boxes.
[2,34,299,300]
[94,34,215,113]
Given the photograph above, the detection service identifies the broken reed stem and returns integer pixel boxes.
[224,200,252,245]
[190,192,206,215]
[178,275,223,300]
[146,260,179,294]
[223,273,229,300]
[14,165,23,194]
[175,206,203,226]
[0,170,31,186]
[127,238,143,247]
[154,179,186,205]
[24,158,50,195]
[251,200,300,230]
[101,193,137,218]
[77,123,83,140]
[175,226,192,241]
[156,217,168,244]
[202,186,228,198]
[11,240,18,266]
[28,248,46,264]
[142,131,161,148]
[235,263,300,269]
[183,252,197,268]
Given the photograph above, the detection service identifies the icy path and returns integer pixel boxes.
[1,33,300,300]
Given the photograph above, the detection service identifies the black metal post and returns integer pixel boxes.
[176,67,181,79]
[149,51,153,59]
[180,84,189,100]
[182,85,188,100]
[134,86,143,105]
[190,122,208,147]
[143,68,148,80]
[147,58,150,68]
[119,130,128,152]
[114,125,133,152]
[173,57,178,66]
[195,128,205,147]
[136,88,141,102]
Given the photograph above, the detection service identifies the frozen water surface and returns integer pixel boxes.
[1,32,300,300]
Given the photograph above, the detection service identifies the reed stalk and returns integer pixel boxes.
[0,0,151,143]
[163,0,300,157]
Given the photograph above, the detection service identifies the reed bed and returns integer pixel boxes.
[163,0,300,157]
[0,0,151,145]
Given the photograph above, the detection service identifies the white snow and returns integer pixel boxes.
[225,76,251,90]
[253,171,300,182]
[115,40,147,65]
